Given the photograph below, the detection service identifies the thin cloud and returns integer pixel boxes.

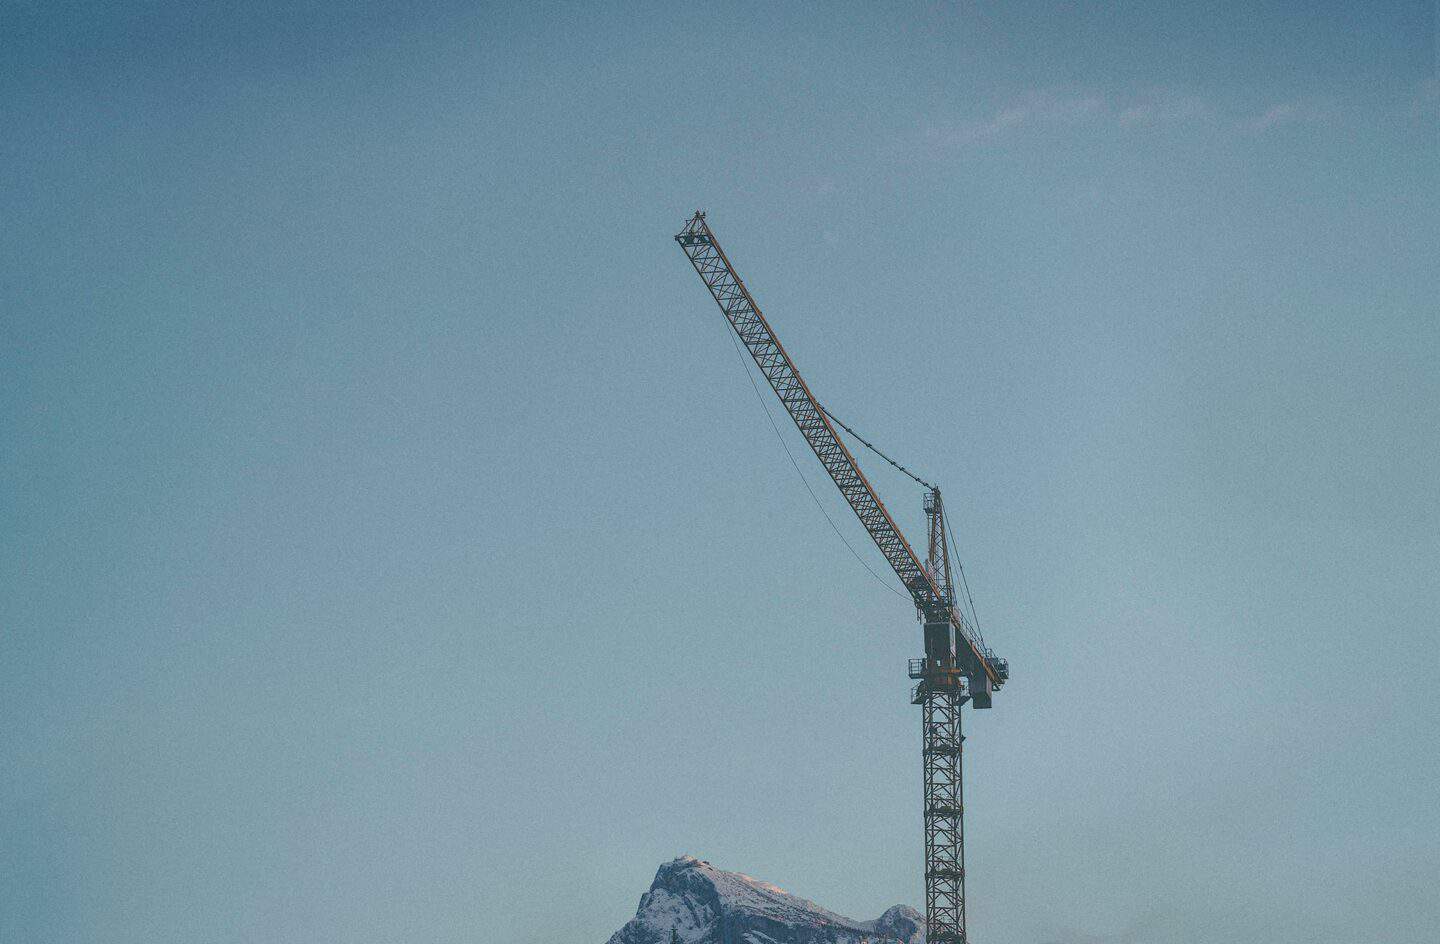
[1118,88,1212,127]
[1246,102,1299,131]
[924,88,1108,146]
[918,85,1388,153]
[922,87,1211,149]
[1242,99,1337,132]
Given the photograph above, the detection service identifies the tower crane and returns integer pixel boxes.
[674,212,1008,944]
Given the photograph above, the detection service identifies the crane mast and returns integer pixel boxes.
[925,488,956,607]
[674,212,1008,944]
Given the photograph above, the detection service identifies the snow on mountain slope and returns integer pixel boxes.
[605,856,924,944]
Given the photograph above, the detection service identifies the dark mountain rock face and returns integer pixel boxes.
[606,856,924,944]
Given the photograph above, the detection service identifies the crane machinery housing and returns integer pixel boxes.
[674,211,1008,944]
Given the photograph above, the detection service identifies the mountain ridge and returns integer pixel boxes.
[605,855,924,944]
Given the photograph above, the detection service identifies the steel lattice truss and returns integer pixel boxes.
[675,211,1010,944]
[674,212,1002,687]
[922,689,967,944]
[925,488,956,606]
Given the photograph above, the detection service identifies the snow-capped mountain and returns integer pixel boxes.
[606,855,924,944]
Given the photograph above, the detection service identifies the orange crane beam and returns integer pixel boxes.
[675,211,1010,944]
[674,211,1006,692]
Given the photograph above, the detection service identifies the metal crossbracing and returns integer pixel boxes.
[920,486,968,942]
[674,213,1005,686]
[674,211,1009,944]
[921,690,966,944]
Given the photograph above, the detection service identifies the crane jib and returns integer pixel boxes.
[674,212,1003,691]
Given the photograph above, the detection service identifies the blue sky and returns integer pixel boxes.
[3,3,1437,943]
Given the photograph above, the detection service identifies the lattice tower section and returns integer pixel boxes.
[922,687,967,944]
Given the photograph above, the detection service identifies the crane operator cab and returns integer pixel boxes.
[922,617,994,708]
[924,619,952,666]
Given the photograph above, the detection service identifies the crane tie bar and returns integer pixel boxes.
[819,405,935,491]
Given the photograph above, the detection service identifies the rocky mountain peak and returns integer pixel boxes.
[605,856,923,944]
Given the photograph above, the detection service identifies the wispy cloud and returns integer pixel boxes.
[918,83,1416,155]
[1241,99,1335,132]
[924,88,1108,146]
[922,87,1212,150]
[1247,102,1298,131]
[1113,88,1212,127]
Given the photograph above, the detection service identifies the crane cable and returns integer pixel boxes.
[704,309,910,602]
[823,403,988,648]
[945,510,986,651]
[820,405,935,491]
